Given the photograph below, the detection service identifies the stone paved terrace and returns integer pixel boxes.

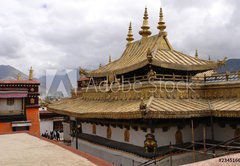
[0,133,111,166]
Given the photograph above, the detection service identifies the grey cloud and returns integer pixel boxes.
[0,28,24,58]
[0,0,239,76]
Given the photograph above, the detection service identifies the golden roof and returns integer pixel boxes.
[89,35,217,77]
[48,97,240,119]
[89,8,217,77]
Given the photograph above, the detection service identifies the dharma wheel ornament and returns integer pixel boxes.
[148,69,157,80]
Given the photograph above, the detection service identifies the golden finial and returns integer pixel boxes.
[139,7,152,38]
[126,22,134,44]
[109,55,112,63]
[208,55,211,61]
[157,8,167,36]
[99,63,102,68]
[195,49,198,58]
[29,66,33,80]
[17,73,21,80]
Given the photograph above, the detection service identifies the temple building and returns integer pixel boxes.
[48,8,240,166]
[0,67,40,136]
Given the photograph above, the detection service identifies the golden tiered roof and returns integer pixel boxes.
[48,7,240,120]
[89,8,217,77]
[48,97,240,119]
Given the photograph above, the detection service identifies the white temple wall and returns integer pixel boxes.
[154,124,205,147]
[0,98,22,115]
[81,122,92,134]
[63,122,71,141]
[194,124,204,141]
[81,122,234,147]
[213,123,235,142]
[96,125,107,138]
[111,127,125,143]
[40,120,53,134]
[81,122,150,147]
[129,128,150,146]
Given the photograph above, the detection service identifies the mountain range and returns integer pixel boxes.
[0,65,28,80]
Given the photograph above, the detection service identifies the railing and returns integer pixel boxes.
[203,72,240,83]
[83,71,240,88]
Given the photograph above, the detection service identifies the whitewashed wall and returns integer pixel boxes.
[81,122,239,147]
[63,122,71,141]
[154,124,207,147]
[40,120,53,134]
[213,123,236,142]
[0,98,22,115]
[82,122,153,147]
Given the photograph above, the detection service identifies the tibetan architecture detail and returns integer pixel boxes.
[126,22,134,44]
[139,7,152,38]
[48,7,240,165]
[0,67,40,136]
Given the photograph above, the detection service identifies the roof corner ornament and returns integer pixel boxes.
[17,73,21,80]
[139,7,152,38]
[217,56,227,67]
[126,22,134,45]
[140,97,147,117]
[29,67,33,80]
[147,48,153,64]
[157,8,167,37]
[195,49,198,58]
[99,63,102,68]
[79,67,88,76]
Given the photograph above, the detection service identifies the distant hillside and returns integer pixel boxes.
[0,65,28,80]
[217,59,240,73]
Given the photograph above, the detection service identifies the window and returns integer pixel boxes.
[7,98,14,106]
[124,129,130,142]
[107,126,112,139]
[175,129,183,144]
[92,124,96,134]
[53,121,63,132]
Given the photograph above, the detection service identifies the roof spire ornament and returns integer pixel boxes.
[208,55,211,61]
[157,8,167,36]
[17,73,21,80]
[109,55,112,63]
[195,49,198,58]
[99,63,102,68]
[29,67,33,80]
[139,7,152,38]
[126,22,134,44]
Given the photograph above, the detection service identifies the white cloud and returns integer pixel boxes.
[0,0,239,77]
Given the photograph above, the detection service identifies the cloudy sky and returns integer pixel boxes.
[0,0,239,77]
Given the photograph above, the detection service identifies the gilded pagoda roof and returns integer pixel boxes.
[48,97,240,119]
[89,7,218,77]
[90,35,217,77]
